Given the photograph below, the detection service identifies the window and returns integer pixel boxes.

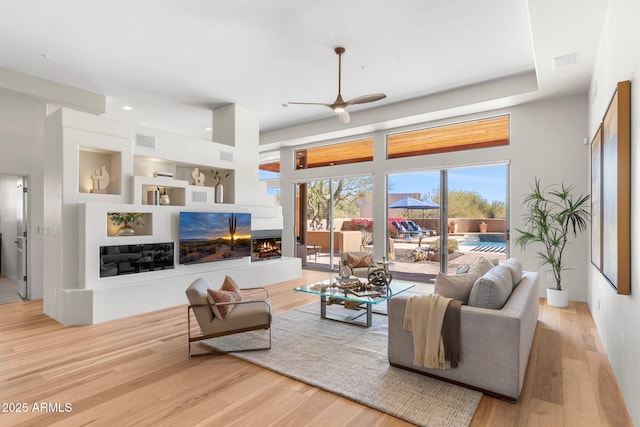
[387,115,509,159]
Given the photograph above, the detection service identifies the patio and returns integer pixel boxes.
[303,232,508,280]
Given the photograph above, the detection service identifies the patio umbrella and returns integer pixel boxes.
[389,196,439,218]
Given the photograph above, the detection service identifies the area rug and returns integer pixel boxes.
[203,304,481,426]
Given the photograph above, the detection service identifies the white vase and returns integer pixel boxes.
[215,183,224,203]
[159,194,170,205]
[546,287,568,308]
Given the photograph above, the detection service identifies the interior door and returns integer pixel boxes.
[16,177,27,299]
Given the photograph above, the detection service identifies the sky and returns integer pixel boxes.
[388,165,508,203]
[179,212,251,241]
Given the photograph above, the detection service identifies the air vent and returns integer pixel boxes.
[552,52,578,70]
[220,151,233,162]
[191,191,208,203]
[135,133,157,149]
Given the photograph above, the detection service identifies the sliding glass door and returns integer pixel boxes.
[296,176,373,271]
[387,164,508,280]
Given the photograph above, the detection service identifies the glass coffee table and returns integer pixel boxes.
[294,277,414,327]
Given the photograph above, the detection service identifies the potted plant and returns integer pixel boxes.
[479,221,488,233]
[515,178,590,307]
[109,212,145,236]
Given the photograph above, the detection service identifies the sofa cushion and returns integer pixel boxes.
[468,265,513,309]
[347,252,373,269]
[501,258,523,287]
[434,272,477,304]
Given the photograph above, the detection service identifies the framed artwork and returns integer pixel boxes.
[590,124,602,270]
[601,80,631,295]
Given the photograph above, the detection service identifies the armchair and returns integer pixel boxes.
[185,277,272,357]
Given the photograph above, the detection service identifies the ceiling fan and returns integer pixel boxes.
[288,47,386,124]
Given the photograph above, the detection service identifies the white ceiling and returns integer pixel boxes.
[0,0,609,149]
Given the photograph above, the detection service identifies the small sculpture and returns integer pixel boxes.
[191,168,205,186]
[91,166,110,193]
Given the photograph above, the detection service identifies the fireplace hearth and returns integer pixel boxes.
[251,229,282,261]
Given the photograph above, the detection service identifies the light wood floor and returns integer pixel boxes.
[0,269,633,426]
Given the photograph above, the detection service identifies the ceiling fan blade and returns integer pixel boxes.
[338,110,350,124]
[344,93,387,106]
[287,101,333,108]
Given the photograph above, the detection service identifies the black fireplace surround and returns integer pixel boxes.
[251,229,282,261]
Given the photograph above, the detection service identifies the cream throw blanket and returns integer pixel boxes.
[403,294,452,369]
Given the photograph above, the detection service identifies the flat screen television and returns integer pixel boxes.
[179,212,251,265]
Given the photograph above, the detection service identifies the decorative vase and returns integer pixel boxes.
[117,225,135,236]
[479,222,488,233]
[546,287,568,308]
[215,183,224,203]
[159,194,170,205]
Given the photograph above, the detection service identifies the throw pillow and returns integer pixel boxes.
[468,256,495,277]
[500,258,523,287]
[434,272,477,304]
[221,275,242,301]
[467,265,513,309]
[206,288,238,320]
[347,253,373,269]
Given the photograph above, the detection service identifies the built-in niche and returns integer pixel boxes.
[79,147,122,195]
[99,242,174,277]
[106,212,153,237]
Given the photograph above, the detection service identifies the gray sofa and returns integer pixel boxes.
[388,269,539,401]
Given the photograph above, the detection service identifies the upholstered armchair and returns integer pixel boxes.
[185,277,272,357]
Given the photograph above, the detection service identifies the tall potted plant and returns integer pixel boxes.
[515,178,590,307]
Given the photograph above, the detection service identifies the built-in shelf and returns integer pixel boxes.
[79,147,122,195]
[106,212,153,237]
[133,176,187,206]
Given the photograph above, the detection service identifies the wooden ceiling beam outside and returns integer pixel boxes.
[387,115,509,158]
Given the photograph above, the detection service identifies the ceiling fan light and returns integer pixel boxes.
[333,106,345,113]
[338,110,350,124]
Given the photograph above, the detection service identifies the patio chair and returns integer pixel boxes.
[407,220,436,237]
[391,221,411,239]
[185,277,272,357]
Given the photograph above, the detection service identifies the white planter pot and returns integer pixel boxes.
[546,287,568,308]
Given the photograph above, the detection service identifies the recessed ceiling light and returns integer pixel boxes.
[41,54,51,59]
[122,105,133,111]
[205,127,212,131]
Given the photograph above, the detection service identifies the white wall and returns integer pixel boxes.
[281,93,589,300]
[588,0,640,423]
[0,174,19,280]
[0,91,46,299]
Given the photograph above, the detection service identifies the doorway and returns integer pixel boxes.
[0,174,27,304]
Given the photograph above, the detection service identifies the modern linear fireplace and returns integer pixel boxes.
[251,229,282,261]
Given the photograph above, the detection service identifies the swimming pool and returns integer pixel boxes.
[459,234,507,252]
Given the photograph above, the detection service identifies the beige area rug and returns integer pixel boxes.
[203,304,481,427]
